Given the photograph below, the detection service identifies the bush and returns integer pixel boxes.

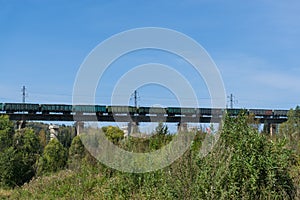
[0,115,14,151]
[194,112,295,199]
[68,136,86,170]
[0,128,40,187]
[102,126,124,144]
[37,139,67,175]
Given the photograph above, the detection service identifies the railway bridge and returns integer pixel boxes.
[0,103,289,135]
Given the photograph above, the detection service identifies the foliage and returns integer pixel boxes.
[37,139,67,175]
[279,106,300,197]
[38,129,47,149]
[279,106,300,154]
[26,122,50,142]
[0,128,40,187]
[155,122,169,135]
[1,113,299,199]
[194,112,295,199]
[68,136,86,170]
[102,126,124,144]
[57,125,75,149]
[0,115,14,151]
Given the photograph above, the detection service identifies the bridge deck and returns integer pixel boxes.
[4,113,287,124]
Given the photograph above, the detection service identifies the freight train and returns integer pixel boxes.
[0,103,289,118]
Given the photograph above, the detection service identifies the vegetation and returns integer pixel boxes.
[0,108,299,199]
[279,106,300,197]
[194,111,295,199]
[0,116,40,188]
[37,139,67,175]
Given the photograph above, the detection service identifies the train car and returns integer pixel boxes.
[167,107,181,116]
[4,103,40,114]
[0,103,3,111]
[167,107,197,116]
[95,105,107,114]
[273,110,289,117]
[199,108,212,116]
[73,105,107,114]
[138,106,166,115]
[226,108,243,116]
[107,106,137,114]
[249,109,273,117]
[181,107,197,115]
[211,108,224,116]
[73,105,96,113]
[41,104,72,114]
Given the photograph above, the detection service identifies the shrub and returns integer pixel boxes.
[37,139,67,175]
[194,112,295,199]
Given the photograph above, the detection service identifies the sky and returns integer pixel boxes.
[1,0,300,110]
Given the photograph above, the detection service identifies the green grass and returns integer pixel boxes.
[10,167,107,199]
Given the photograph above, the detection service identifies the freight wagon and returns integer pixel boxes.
[249,109,273,116]
[4,103,39,114]
[273,110,289,117]
[138,107,166,115]
[107,106,137,114]
[41,104,72,114]
[72,105,107,114]
[167,107,197,116]
[226,108,243,116]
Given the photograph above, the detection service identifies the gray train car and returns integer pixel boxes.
[273,110,289,117]
[249,109,273,116]
[138,107,166,115]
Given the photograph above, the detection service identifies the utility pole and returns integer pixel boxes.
[230,93,233,109]
[22,86,26,103]
[134,90,138,108]
[129,90,139,135]
[19,86,27,130]
[227,93,237,109]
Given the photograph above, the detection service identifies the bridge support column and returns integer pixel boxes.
[75,121,84,136]
[16,120,26,130]
[49,125,59,140]
[270,124,277,136]
[264,123,277,136]
[127,122,139,136]
[177,122,188,132]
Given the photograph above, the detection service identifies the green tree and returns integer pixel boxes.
[0,128,41,187]
[38,129,47,149]
[37,139,67,175]
[57,125,75,149]
[149,122,172,150]
[0,115,14,151]
[68,136,86,170]
[279,106,300,197]
[102,126,124,145]
[0,147,21,187]
[155,122,169,135]
[194,112,295,199]
[13,128,41,181]
[279,106,300,154]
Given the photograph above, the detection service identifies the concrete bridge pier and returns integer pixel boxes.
[75,121,84,136]
[270,123,277,136]
[177,122,188,132]
[16,120,26,130]
[49,125,59,140]
[264,123,278,136]
[127,121,139,136]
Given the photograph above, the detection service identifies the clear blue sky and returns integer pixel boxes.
[1,0,300,110]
